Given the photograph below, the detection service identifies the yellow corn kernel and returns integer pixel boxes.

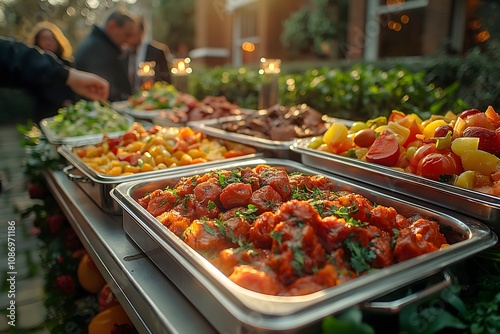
[125,141,143,153]
[187,148,207,159]
[154,154,165,165]
[164,157,178,167]
[124,165,141,173]
[173,150,185,160]
[108,166,122,176]
[179,153,193,166]
[140,163,154,172]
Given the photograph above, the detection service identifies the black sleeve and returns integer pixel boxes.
[0,37,70,86]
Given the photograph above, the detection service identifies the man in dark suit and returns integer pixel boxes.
[74,9,135,101]
[125,17,171,92]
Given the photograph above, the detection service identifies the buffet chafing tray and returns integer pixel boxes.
[58,145,261,215]
[292,138,500,231]
[110,158,497,334]
[40,114,135,146]
[188,115,352,160]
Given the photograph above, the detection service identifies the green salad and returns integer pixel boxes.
[48,100,131,137]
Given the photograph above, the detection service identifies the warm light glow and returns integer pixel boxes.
[171,58,191,76]
[475,30,490,43]
[242,41,256,52]
[259,58,281,75]
[137,61,156,77]
[66,6,76,16]
[470,20,481,30]
[401,15,409,24]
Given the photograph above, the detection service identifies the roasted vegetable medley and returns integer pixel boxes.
[74,124,256,176]
[309,106,500,196]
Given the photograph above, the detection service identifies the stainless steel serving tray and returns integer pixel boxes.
[40,114,135,146]
[110,158,497,333]
[188,115,353,160]
[58,145,261,215]
[153,108,256,128]
[292,138,500,231]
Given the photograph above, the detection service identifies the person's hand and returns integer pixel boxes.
[66,68,110,101]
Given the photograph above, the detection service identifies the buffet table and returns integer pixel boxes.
[43,168,218,334]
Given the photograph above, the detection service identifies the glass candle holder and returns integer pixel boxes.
[258,58,281,109]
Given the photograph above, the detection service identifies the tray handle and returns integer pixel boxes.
[361,271,452,313]
[63,165,93,185]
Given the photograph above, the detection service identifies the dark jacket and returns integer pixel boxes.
[124,42,171,91]
[0,37,71,121]
[145,43,170,83]
[0,37,69,89]
[74,26,131,101]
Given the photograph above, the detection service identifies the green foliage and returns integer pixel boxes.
[190,63,466,120]
[153,0,195,52]
[425,41,500,111]
[281,7,313,54]
[190,66,261,109]
[281,0,348,57]
[322,308,374,334]
[280,64,466,120]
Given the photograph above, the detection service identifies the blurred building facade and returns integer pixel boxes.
[191,0,492,66]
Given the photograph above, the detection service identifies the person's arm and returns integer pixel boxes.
[0,37,109,100]
[66,68,109,101]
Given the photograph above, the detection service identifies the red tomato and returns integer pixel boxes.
[121,131,139,146]
[365,130,400,167]
[147,125,162,134]
[416,152,463,181]
[409,143,440,169]
[117,152,140,166]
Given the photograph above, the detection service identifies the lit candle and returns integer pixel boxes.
[137,61,156,78]
[259,58,281,75]
[171,58,192,76]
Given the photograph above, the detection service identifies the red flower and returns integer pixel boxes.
[64,227,82,251]
[46,213,66,235]
[56,275,76,295]
[28,183,46,199]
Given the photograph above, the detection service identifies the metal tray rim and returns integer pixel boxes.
[40,115,134,146]
[57,144,263,184]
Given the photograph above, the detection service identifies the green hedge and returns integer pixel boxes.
[189,43,500,120]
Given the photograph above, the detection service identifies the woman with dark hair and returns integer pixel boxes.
[27,22,76,120]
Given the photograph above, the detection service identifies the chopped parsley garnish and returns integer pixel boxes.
[270,230,283,246]
[218,170,242,187]
[182,194,193,210]
[291,185,324,201]
[234,204,258,220]
[190,177,198,186]
[291,243,305,274]
[159,199,167,208]
[214,218,226,237]
[202,222,215,236]
[345,237,376,275]
[391,228,400,248]
[207,200,217,211]
[323,204,369,227]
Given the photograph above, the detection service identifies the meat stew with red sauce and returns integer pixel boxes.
[136,164,450,296]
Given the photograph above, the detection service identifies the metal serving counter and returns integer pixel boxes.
[43,169,217,334]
